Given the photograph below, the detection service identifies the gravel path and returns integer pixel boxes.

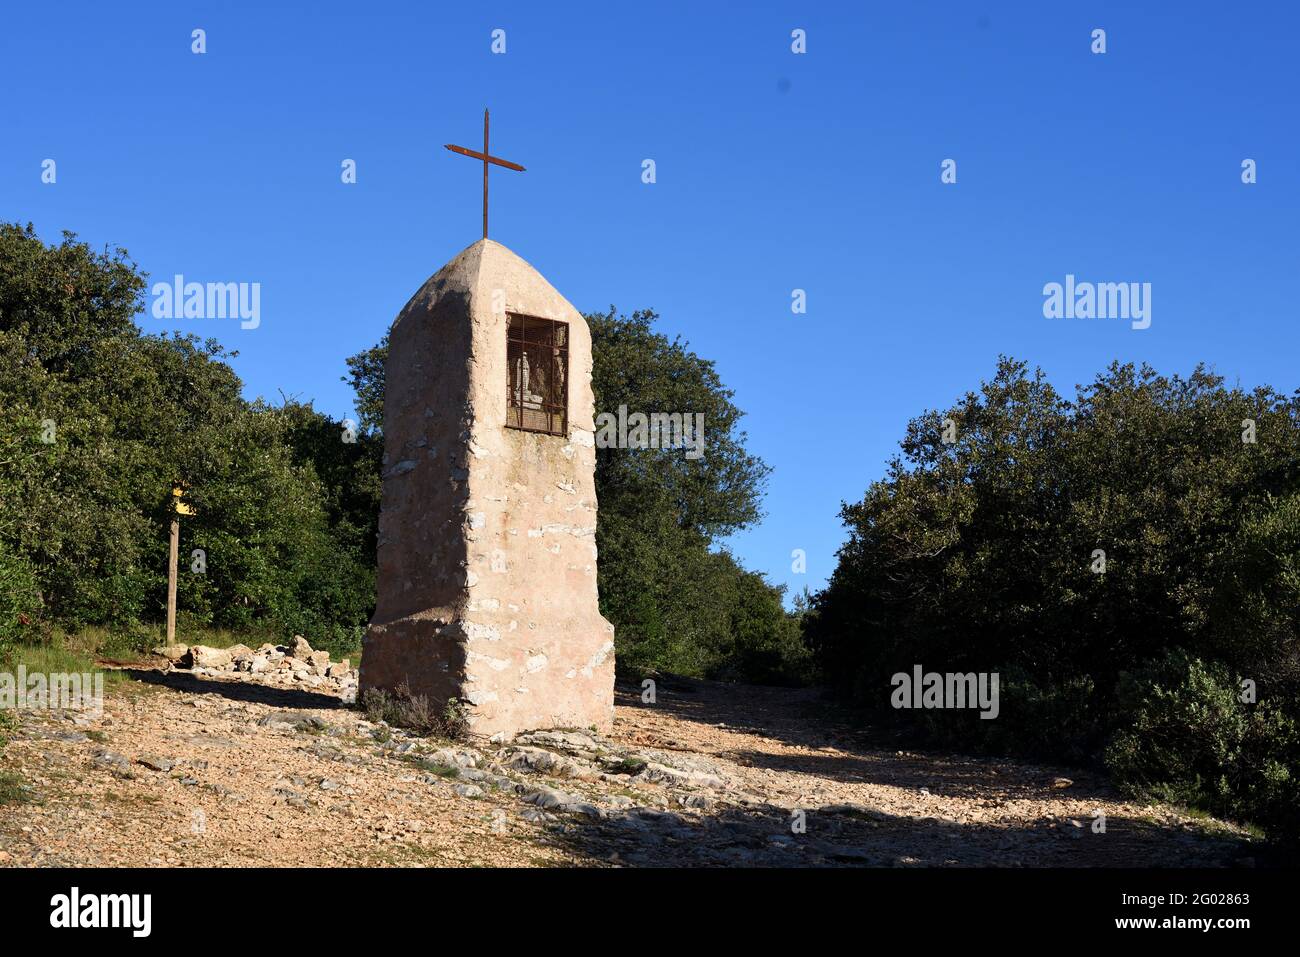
[0,667,1257,867]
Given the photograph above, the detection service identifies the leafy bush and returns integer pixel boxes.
[97,621,161,659]
[0,223,377,651]
[1106,651,1299,839]
[986,671,1101,764]
[806,357,1300,841]
[0,541,41,664]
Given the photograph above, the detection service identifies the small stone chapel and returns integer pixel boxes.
[358,238,616,740]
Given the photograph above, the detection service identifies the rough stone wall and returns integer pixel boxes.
[361,240,615,740]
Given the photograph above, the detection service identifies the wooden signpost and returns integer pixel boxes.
[167,487,194,644]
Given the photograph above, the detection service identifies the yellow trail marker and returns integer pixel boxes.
[173,487,196,517]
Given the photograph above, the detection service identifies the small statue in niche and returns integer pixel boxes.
[514,350,546,407]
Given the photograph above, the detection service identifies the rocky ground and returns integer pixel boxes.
[0,654,1259,867]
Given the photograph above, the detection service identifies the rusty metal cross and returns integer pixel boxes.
[445,108,526,240]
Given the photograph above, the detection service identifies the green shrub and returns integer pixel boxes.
[985,670,1101,763]
[0,542,40,664]
[1106,650,1300,842]
[0,224,378,650]
[808,358,1300,844]
[361,683,468,740]
[98,620,162,659]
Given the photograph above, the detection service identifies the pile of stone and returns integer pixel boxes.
[153,636,358,701]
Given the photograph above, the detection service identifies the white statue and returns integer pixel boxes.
[514,350,545,407]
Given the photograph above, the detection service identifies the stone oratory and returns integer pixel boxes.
[358,237,616,740]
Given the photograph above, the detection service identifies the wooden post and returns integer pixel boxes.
[166,518,179,644]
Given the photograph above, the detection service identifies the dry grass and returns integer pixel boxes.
[361,682,469,740]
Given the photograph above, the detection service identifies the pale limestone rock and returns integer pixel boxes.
[183,645,233,669]
[227,644,254,665]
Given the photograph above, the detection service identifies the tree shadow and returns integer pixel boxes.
[537,799,1258,868]
[601,675,1273,865]
[616,675,860,748]
[615,677,1116,803]
[723,747,1116,803]
[122,668,345,711]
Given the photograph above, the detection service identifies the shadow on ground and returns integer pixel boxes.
[595,674,1264,866]
[615,678,1115,803]
[121,668,344,710]
[537,798,1256,868]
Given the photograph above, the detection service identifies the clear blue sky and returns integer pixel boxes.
[5,1,1297,602]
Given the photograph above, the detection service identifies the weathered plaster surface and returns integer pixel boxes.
[360,240,615,739]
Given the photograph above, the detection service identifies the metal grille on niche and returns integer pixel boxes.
[506,313,568,436]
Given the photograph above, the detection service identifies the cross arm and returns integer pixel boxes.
[444,144,526,171]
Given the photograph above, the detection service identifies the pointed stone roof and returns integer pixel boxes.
[393,239,583,336]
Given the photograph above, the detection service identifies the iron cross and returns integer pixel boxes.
[445,108,526,239]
